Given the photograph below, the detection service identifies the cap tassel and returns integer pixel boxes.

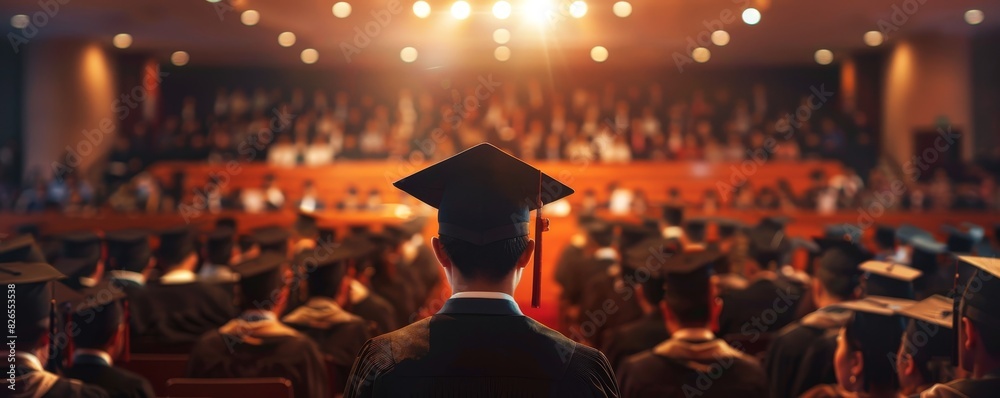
[65,315,74,367]
[48,290,57,370]
[123,300,131,363]
[531,170,549,308]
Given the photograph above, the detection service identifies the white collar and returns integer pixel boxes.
[241,309,277,321]
[670,328,715,341]
[110,270,146,286]
[73,349,113,366]
[159,269,197,284]
[451,291,517,303]
[595,247,619,261]
[15,352,44,371]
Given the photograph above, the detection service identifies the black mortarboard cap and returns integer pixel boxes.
[235,252,288,302]
[662,205,684,226]
[715,218,745,240]
[393,143,573,308]
[206,228,236,265]
[860,260,922,299]
[943,225,977,254]
[106,229,151,273]
[910,236,947,277]
[618,222,658,253]
[583,220,615,248]
[900,295,955,365]
[70,287,127,350]
[61,231,103,262]
[1,262,65,340]
[318,228,337,245]
[0,235,47,263]
[251,226,290,255]
[238,234,256,253]
[660,250,720,320]
[953,256,1000,367]
[900,294,954,329]
[215,217,237,231]
[818,240,872,273]
[684,218,709,244]
[897,224,933,245]
[295,212,319,237]
[157,226,196,266]
[749,218,791,268]
[825,223,863,244]
[875,225,896,249]
[53,257,99,289]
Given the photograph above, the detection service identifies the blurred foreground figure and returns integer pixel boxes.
[345,143,619,397]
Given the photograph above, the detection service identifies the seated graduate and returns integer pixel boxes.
[131,226,236,350]
[186,252,330,398]
[895,295,955,397]
[556,218,616,330]
[366,230,421,328]
[765,239,869,398]
[197,227,239,282]
[341,242,399,334]
[63,290,155,398]
[577,220,644,347]
[0,234,48,263]
[54,231,105,291]
[383,218,438,306]
[283,244,375,393]
[801,298,908,398]
[920,256,1000,397]
[4,262,108,398]
[105,229,154,290]
[616,250,767,398]
[345,143,619,398]
[600,236,681,372]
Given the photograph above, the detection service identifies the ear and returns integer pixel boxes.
[431,237,452,270]
[515,239,535,270]
[850,350,864,378]
[901,351,916,377]
[962,316,978,352]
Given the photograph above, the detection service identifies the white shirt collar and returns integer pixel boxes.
[159,269,197,284]
[73,349,113,366]
[451,291,517,303]
[594,247,619,261]
[241,309,277,322]
[110,270,146,286]
[671,328,715,341]
[15,352,44,371]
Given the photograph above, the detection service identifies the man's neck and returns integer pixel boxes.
[973,359,1000,379]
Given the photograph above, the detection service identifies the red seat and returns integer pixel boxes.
[165,377,293,398]
[119,354,189,397]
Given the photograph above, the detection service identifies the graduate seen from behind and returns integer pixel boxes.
[345,143,619,397]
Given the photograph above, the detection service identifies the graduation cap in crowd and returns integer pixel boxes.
[661,205,684,226]
[16,224,42,239]
[860,260,922,299]
[748,217,791,268]
[234,252,288,307]
[66,286,129,366]
[317,227,337,245]
[205,228,236,265]
[61,230,103,262]
[943,225,977,254]
[1,262,66,345]
[618,222,658,254]
[157,226,196,266]
[684,218,709,244]
[0,235,47,263]
[910,235,948,279]
[296,239,376,300]
[875,225,896,250]
[660,250,721,320]
[295,212,319,238]
[347,224,371,237]
[896,224,933,245]
[53,256,101,290]
[715,218,745,240]
[215,217,237,231]
[393,143,574,308]
[582,219,615,248]
[824,223,863,244]
[834,297,908,389]
[952,256,1000,369]
[898,295,955,368]
[251,226,291,255]
[106,229,152,273]
[815,240,872,298]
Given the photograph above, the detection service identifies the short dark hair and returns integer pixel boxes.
[439,235,529,282]
[901,319,953,384]
[307,263,347,299]
[844,312,904,393]
[969,318,1000,358]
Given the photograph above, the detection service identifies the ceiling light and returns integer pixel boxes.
[113,33,133,49]
[710,30,730,46]
[612,2,632,18]
[171,51,189,66]
[301,48,319,64]
[241,10,260,26]
[863,31,883,47]
[591,46,608,62]
[401,47,418,63]
[495,46,511,61]
[570,1,587,18]
[814,49,833,65]
[493,28,511,44]
[742,8,761,25]
[692,47,711,63]
[332,2,352,18]
[493,1,512,19]
[278,32,296,47]
[965,9,984,25]
[451,1,471,20]
[10,15,29,29]
[413,1,431,18]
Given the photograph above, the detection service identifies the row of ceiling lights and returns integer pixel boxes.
[6,4,987,66]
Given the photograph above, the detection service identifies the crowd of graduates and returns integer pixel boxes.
[4,201,1000,397]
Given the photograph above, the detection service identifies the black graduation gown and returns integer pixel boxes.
[553,243,587,301]
[64,355,156,398]
[344,297,620,398]
[763,306,852,398]
[130,280,237,352]
[918,377,1000,398]
[600,312,670,372]
[283,297,374,393]
[578,266,643,347]
[11,363,109,398]
[717,275,805,338]
[558,255,609,307]
[186,316,330,398]
[349,286,399,334]
[409,243,442,300]
[616,334,767,398]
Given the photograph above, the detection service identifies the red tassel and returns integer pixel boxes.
[531,171,544,308]
[123,300,131,363]
[65,316,74,367]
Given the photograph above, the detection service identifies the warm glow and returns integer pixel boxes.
[569,1,588,18]
[742,8,761,25]
[493,1,512,19]
[495,46,511,61]
[612,1,632,18]
[525,0,555,24]
[400,47,418,63]
[278,32,296,47]
[692,47,711,63]
[965,9,984,25]
[171,51,190,66]
[814,49,833,65]
[413,1,431,18]
[112,33,133,49]
[863,31,883,47]
[10,14,29,29]
[493,28,511,44]
[710,30,730,46]
[301,48,319,64]
[332,2,352,18]
[241,10,260,26]
[590,46,608,62]
[451,1,471,20]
